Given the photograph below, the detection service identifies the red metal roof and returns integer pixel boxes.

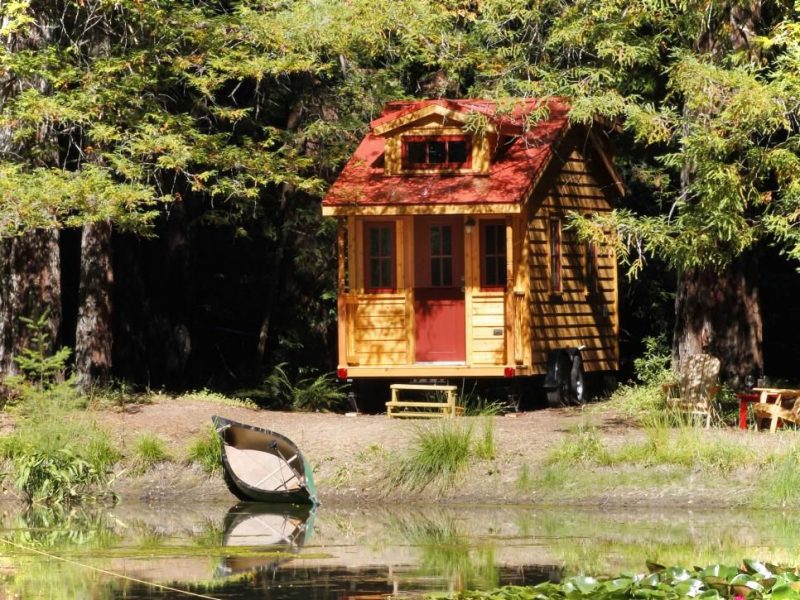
[323,99,571,208]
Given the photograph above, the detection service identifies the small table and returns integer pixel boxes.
[736,392,760,430]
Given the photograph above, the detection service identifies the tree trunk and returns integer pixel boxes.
[75,220,113,390]
[673,253,763,386]
[673,2,764,385]
[254,102,304,376]
[0,230,62,376]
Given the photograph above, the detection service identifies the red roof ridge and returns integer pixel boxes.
[369,97,568,131]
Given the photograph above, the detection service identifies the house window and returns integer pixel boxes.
[549,217,562,293]
[429,225,453,286]
[481,221,507,289]
[585,241,599,293]
[402,136,471,171]
[364,222,395,291]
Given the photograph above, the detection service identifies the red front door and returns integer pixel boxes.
[414,217,466,362]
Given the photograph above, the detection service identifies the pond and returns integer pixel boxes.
[1,502,799,598]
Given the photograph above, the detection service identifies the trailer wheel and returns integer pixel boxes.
[569,355,585,405]
[545,352,571,408]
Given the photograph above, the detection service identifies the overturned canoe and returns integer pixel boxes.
[212,415,318,505]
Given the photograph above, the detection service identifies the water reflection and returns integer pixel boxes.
[0,503,799,598]
[217,502,315,577]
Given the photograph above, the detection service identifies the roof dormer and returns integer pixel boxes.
[373,100,495,176]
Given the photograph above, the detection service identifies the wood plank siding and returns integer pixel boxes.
[527,146,619,374]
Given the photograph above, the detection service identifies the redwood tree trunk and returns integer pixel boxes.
[0,230,62,376]
[75,220,114,390]
[673,252,763,386]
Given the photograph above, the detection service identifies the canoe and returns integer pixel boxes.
[212,415,318,505]
[217,501,316,577]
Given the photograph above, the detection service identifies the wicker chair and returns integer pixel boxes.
[663,354,721,428]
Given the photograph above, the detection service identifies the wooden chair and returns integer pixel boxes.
[663,354,721,428]
[752,388,800,432]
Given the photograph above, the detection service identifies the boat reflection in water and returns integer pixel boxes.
[216,502,316,577]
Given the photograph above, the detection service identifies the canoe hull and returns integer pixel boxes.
[212,415,318,505]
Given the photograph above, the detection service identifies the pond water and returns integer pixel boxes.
[1,502,799,599]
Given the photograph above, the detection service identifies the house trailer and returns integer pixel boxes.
[321,99,623,405]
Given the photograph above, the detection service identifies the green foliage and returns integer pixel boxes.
[9,313,71,392]
[263,363,347,412]
[756,446,800,508]
[546,424,611,467]
[130,434,171,475]
[186,424,222,474]
[0,321,120,506]
[435,560,800,599]
[389,421,474,492]
[633,335,673,386]
[548,421,752,475]
[472,418,496,461]
[0,416,120,506]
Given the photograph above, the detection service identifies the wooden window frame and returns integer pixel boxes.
[549,216,562,294]
[401,135,472,172]
[480,220,507,291]
[585,241,600,294]
[364,221,396,292]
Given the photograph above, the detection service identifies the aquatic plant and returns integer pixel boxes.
[186,424,222,474]
[433,560,800,599]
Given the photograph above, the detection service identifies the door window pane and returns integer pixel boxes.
[430,225,453,287]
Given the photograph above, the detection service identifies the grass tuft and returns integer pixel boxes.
[131,434,171,475]
[186,424,222,474]
[473,417,496,460]
[547,423,610,466]
[389,420,473,492]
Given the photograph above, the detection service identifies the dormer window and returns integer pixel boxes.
[402,136,471,171]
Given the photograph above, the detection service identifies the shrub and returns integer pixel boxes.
[263,363,348,412]
[186,424,222,474]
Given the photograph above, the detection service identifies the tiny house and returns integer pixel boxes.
[322,99,623,404]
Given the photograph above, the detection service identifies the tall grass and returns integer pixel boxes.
[547,420,752,475]
[756,445,800,507]
[389,417,499,492]
[473,418,496,460]
[389,421,474,492]
[186,424,222,474]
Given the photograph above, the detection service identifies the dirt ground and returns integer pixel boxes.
[41,395,788,509]
[97,398,590,503]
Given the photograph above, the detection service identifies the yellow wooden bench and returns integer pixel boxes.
[386,384,462,418]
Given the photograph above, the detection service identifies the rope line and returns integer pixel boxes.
[1,537,222,600]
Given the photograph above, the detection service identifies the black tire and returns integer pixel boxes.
[545,353,572,408]
[568,355,585,405]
